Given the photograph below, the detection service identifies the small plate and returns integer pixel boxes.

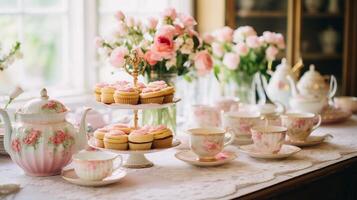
[175,150,237,167]
[285,134,332,147]
[61,168,126,187]
[238,144,301,159]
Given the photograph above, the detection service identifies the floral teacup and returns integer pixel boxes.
[192,105,221,127]
[280,112,322,142]
[186,127,235,161]
[72,151,122,181]
[222,111,261,138]
[251,125,287,154]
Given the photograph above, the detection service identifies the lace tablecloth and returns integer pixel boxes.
[1,116,357,200]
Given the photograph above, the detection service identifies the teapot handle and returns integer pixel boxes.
[328,75,337,99]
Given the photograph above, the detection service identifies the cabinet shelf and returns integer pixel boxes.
[302,53,342,60]
[237,11,286,18]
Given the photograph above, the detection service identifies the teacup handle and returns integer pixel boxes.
[224,131,235,147]
[113,155,123,171]
[312,114,322,131]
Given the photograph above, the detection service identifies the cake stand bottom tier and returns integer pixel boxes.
[124,153,154,168]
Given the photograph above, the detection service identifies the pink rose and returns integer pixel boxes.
[216,26,233,42]
[114,11,125,21]
[162,8,177,20]
[211,42,224,57]
[144,50,160,65]
[179,13,197,28]
[275,33,285,49]
[157,25,176,38]
[109,46,128,68]
[152,34,175,60]
[265,45,279,61]
[223,53,240,70]
[233,26,257,42]
[262,31,275,43]
[195,51,213,76]
[233,43,249,56]
[246,35,261,48]
[147,17,158,30]
[203,33,214,44]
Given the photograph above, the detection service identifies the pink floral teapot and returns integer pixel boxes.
[0,88,91,176]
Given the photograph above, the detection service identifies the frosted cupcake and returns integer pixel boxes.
[101,85,116,104]
[148,125,173,148]
[114,86,139,105]
[147,81,175,103]
[128,129,154,150]
[94,83,108,102]
[103,130,128,150]
[139,87,165,104]
[93,127,109,148]
[110,123,132,134]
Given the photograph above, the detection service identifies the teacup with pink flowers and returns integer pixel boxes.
[251,125,287,154]
[186,127,235,161]
[281,112,322,142]
[72,151,122,181]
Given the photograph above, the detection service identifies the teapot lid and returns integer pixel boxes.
[19,88,68,115]
[298,64,327,88]
[275,58,290,71]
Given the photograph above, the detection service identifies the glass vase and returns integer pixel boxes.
[142,72,177,133]
[222,72,256,104]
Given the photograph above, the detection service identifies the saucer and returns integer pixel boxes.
[238,144,301,159]
[285,134,332,147]
[175,150,237,167]
[61,168,126,187]
[321,106,352,124]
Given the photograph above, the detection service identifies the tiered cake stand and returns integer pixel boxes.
[88,52,180,168]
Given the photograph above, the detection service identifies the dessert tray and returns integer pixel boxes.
[89,137,181,168]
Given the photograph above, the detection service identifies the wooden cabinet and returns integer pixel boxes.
[226,0,357,95]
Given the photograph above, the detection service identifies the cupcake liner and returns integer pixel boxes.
[114,95,139,105]
[140,96,164,104]
[163,94,174,103]
[95,93,101,102]
[153,137,173,149]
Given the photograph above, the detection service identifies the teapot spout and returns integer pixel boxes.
[0,109,12,154]
[287,75,299,97]
[77,107,92,151]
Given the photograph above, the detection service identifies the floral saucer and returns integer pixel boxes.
[175,150,237,167]
[61,168,126,187]
[238,144,301,159]
[285,134,333,147]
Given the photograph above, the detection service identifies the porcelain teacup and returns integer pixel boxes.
[222,111,261,139]
[280,112,322,142]
[192,105,221,127]
[72,151,122,181]
[186,127,235,161]
[251,125,287,154]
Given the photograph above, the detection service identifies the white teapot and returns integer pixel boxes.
[261,58,296,108]
[297,64,337,99]
[0,88,91,176]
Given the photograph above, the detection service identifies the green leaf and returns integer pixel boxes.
[213,65,221,81]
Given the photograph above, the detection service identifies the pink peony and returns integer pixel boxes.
[109,46,128,68]
[114,11,125,21]
[246,35,261,48]
[179,13,197,28]
[216,26,233,42]
[233,43,249,56]
[157,25,176,38]
[265,45,279,61]
[162,8,177,20]
[195,50,213,76]
[211,42,224,57]
[223,53,240,70]
[147,17,158,30]
[262,31,275,43]
[151,34,175,60]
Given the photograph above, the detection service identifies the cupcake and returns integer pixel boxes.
[111,123,132,134]
[101,86,116,104]
[103,130,128,150]
[136,82,146,92]
[114,86,139,105]
[94,83,108,102]
[139,87,165,104]
[148,125,173,148]
[147,81,175,103]
[93,127,109,148]
[128,129,154,150]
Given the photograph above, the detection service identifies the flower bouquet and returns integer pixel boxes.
[208,26,285,103]
[96,8,213,131]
